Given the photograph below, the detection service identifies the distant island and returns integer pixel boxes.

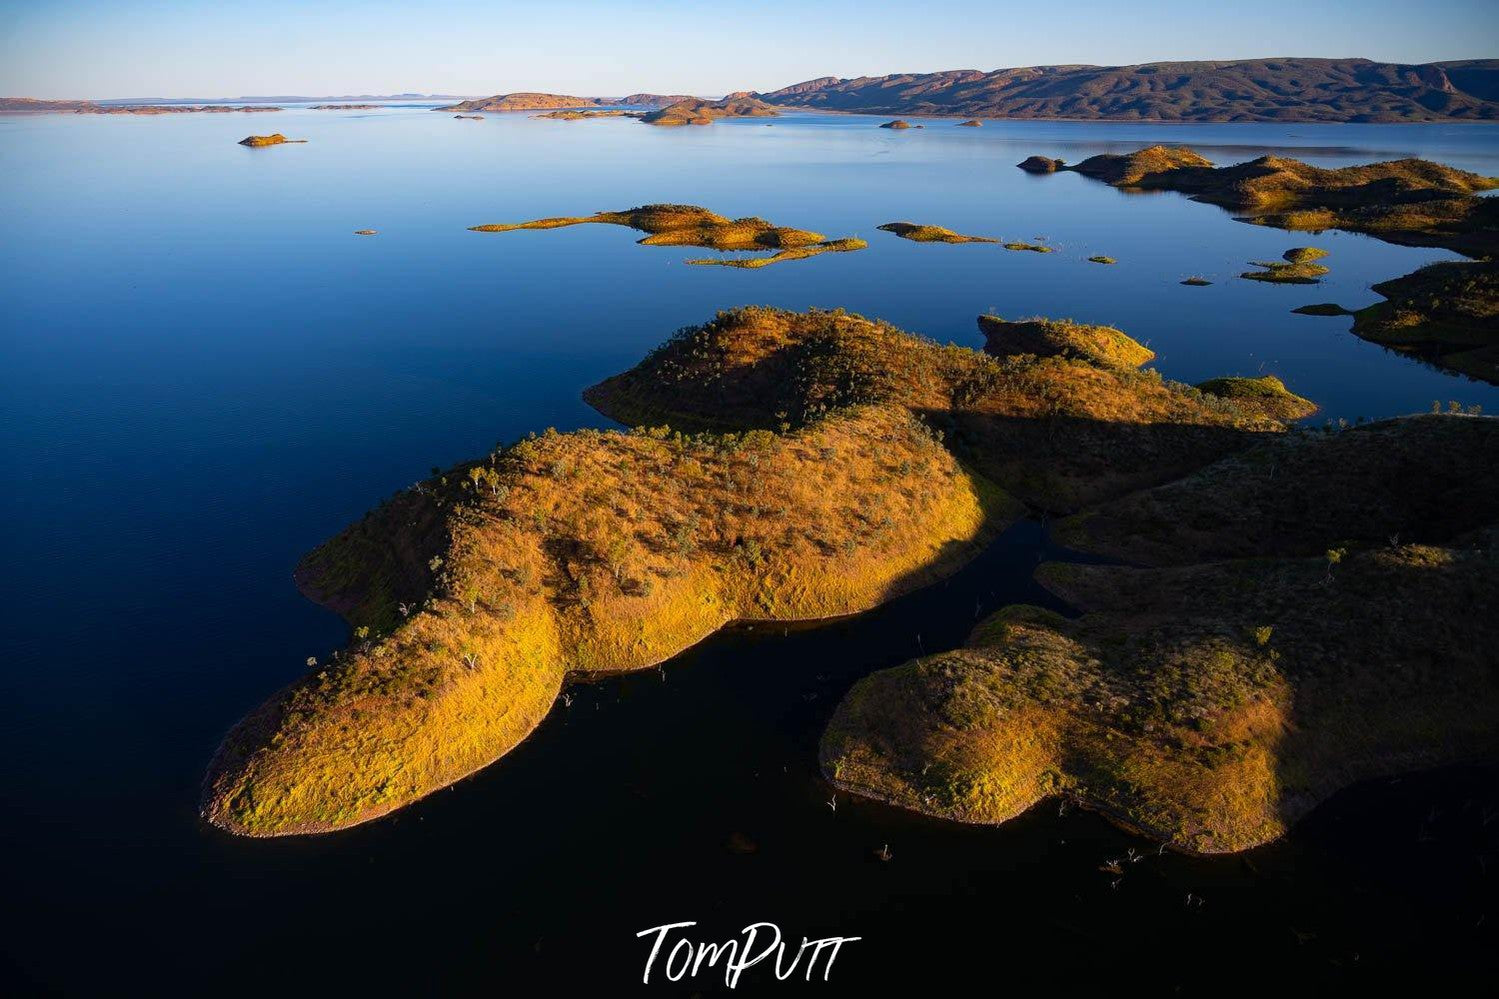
[467,203,858,266]
[308,104,380,110]
[756,58,1499,122]
[237,133,305,147]
[640,96,778,126]
[0,97,280,115]
[437,92,706,113]
[1018,144,1499,380]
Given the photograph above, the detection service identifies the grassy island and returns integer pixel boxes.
[467,204,864,267]
[1021,145,1497,379]
[1017,156,1065,173]
[237,133,305,147]
[878,222,997,244]
[640,97,777,126]
[823,414,1499,854]
[204,305,1296,835]
[532,109,643,120]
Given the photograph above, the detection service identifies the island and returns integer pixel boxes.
[1017,156,1065,173]
[202,305,1302,836]
[639,96,778,126]
[309,104,380,110]
[877,222,997,244]
[879,119,917,129]
[237,133,306,147]
[957,119,983,127]
[436,92,601,112]
[466,204,863,267]
[1241,248,1331,284]
[532,109,644,121]
[753,58,1499,122]
[1021,145,1499,381]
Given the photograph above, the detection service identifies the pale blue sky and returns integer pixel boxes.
[2,0,1495,99]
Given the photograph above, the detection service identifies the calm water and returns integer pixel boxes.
[2,106,1497,994]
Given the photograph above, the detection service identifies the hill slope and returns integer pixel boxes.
[758,58,1499,122]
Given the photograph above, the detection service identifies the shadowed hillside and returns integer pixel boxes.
[824,413,1499,853]
[757,58,1499,122]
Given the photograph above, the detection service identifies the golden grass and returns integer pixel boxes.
[467,204,865,267]
[237,133,304,147]
[206,305,1311,836]
[878,222,997,244]
[587,306,1291,513]
[824,473,1499,853]
[204,403,1008,835]
[978,315,1154,369]
[1193,375,1317,422]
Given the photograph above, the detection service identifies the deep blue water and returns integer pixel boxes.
[2,106,1497,994]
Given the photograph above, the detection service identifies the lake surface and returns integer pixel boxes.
[2,106,1497,993]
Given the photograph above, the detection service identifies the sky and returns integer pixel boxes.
[2,0,1496,99]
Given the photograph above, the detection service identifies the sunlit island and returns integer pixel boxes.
[878,222,997,244]
[466,204,863,268]
[237,133,306,147]
[200,148,1498,854]
[203,300,1343,838]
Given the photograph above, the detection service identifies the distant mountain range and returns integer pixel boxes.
[8,59,1499,123]
[97,93,470,104]
[437,93,703,112]
[755,58,1499,122]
